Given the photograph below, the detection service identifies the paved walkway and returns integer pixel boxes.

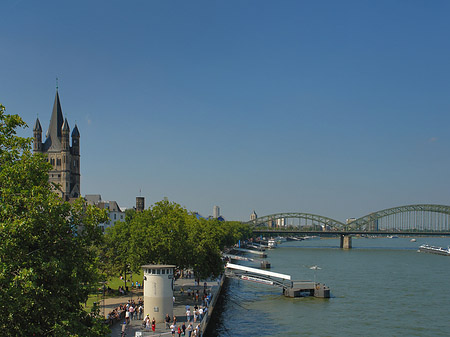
[107,276,221,337]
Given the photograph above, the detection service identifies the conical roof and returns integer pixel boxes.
[43,91,64,151]
[62,118,70,132]
[72,124,80,137]
[33,118,42,132]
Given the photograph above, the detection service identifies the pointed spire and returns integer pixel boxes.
[62,118,70,132]
[43,90,64,150]
[71,124,80,137]
[33,118,42,132]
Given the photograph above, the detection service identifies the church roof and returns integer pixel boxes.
[33,118,42,132]
[43,91,64,151]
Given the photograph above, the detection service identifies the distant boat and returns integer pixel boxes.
[310,265,322,270]
[418,244,450,256]
[304,236,320,240]
[268,239,277,249]
[275,236,286,243]
[287,236,304,241]
[410,238,417,242]
[387,235,399,239]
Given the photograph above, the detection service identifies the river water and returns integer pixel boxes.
[209,237,450,336]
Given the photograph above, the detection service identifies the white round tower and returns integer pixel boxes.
[142,264,175,322]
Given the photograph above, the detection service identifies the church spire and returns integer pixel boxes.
[43,90,64,150]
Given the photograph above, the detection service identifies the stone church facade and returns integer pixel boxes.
[33,90,81,201]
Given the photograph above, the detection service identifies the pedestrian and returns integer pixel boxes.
[198,307,203,321]
[125,309,130,324]
[170,323,176,336]
[129,305,135,320]
[178,325,182,337]
[182,322,186,336]
[165,314,171,329]
[187,323,193,337]
[186,307,191,322]
[152,317,156,332]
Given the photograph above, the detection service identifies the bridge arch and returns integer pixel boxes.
[347,204,450,232]
[245,212,346,230]
[246,204,450,233]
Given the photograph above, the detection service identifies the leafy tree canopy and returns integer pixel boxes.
[0,105,109,337]
[103,198,252,280]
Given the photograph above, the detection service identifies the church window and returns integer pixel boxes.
[57,158,61,166]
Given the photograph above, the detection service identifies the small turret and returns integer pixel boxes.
[71,124,80,155]
[33,118,42,153]
[61,118,70,151]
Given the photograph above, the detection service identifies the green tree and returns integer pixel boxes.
[102,219,133,289]
[105,198,253,280]
[0,105,109,337]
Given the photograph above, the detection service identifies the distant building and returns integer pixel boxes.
[136,197,145,212]
[276,218,286,227]
[213,205,220,219]
[33,90,80,200]
[85,194,125,232]
[250,210,258,221]
[194,211,225,222]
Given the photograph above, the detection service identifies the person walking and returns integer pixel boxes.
[165,314,171,329]
[151,317,156,332]
[186,307,191,322]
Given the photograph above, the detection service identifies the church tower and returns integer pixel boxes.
[33,90,81,201]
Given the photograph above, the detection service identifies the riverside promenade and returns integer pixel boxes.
[108,274,224,337]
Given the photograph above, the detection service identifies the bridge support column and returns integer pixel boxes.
[340,234,352,249]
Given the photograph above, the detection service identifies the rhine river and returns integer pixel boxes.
[209,237,450,336]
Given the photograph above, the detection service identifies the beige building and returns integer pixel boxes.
[33,90,80,200]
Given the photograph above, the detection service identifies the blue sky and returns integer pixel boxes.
[2,0,450,221]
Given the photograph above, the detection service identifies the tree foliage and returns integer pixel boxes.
[103,199,252,280]
[0,105,109,337]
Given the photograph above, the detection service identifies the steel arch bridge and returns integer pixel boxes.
[246,204,450,233]
[347,204,450,232]
[245,212,346,230]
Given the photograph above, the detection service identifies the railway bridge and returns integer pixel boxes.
[245,204,450,248]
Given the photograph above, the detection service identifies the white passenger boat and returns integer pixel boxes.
[268,239,277,249]
[418,244,450,256]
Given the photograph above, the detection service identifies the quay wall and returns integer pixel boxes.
[199,273,225,336]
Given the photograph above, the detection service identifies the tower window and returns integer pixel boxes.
[57,158,61,166]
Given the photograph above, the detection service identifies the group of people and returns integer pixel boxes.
[165,314,201,337]
[106,298,144,325]
[143,315,157,331]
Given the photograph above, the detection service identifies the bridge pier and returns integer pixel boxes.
[340,234,352,249]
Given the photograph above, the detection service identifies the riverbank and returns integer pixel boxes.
[108,274,224,336]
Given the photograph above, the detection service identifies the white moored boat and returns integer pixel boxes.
[268,239,277,249]
[418,244,450,256]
